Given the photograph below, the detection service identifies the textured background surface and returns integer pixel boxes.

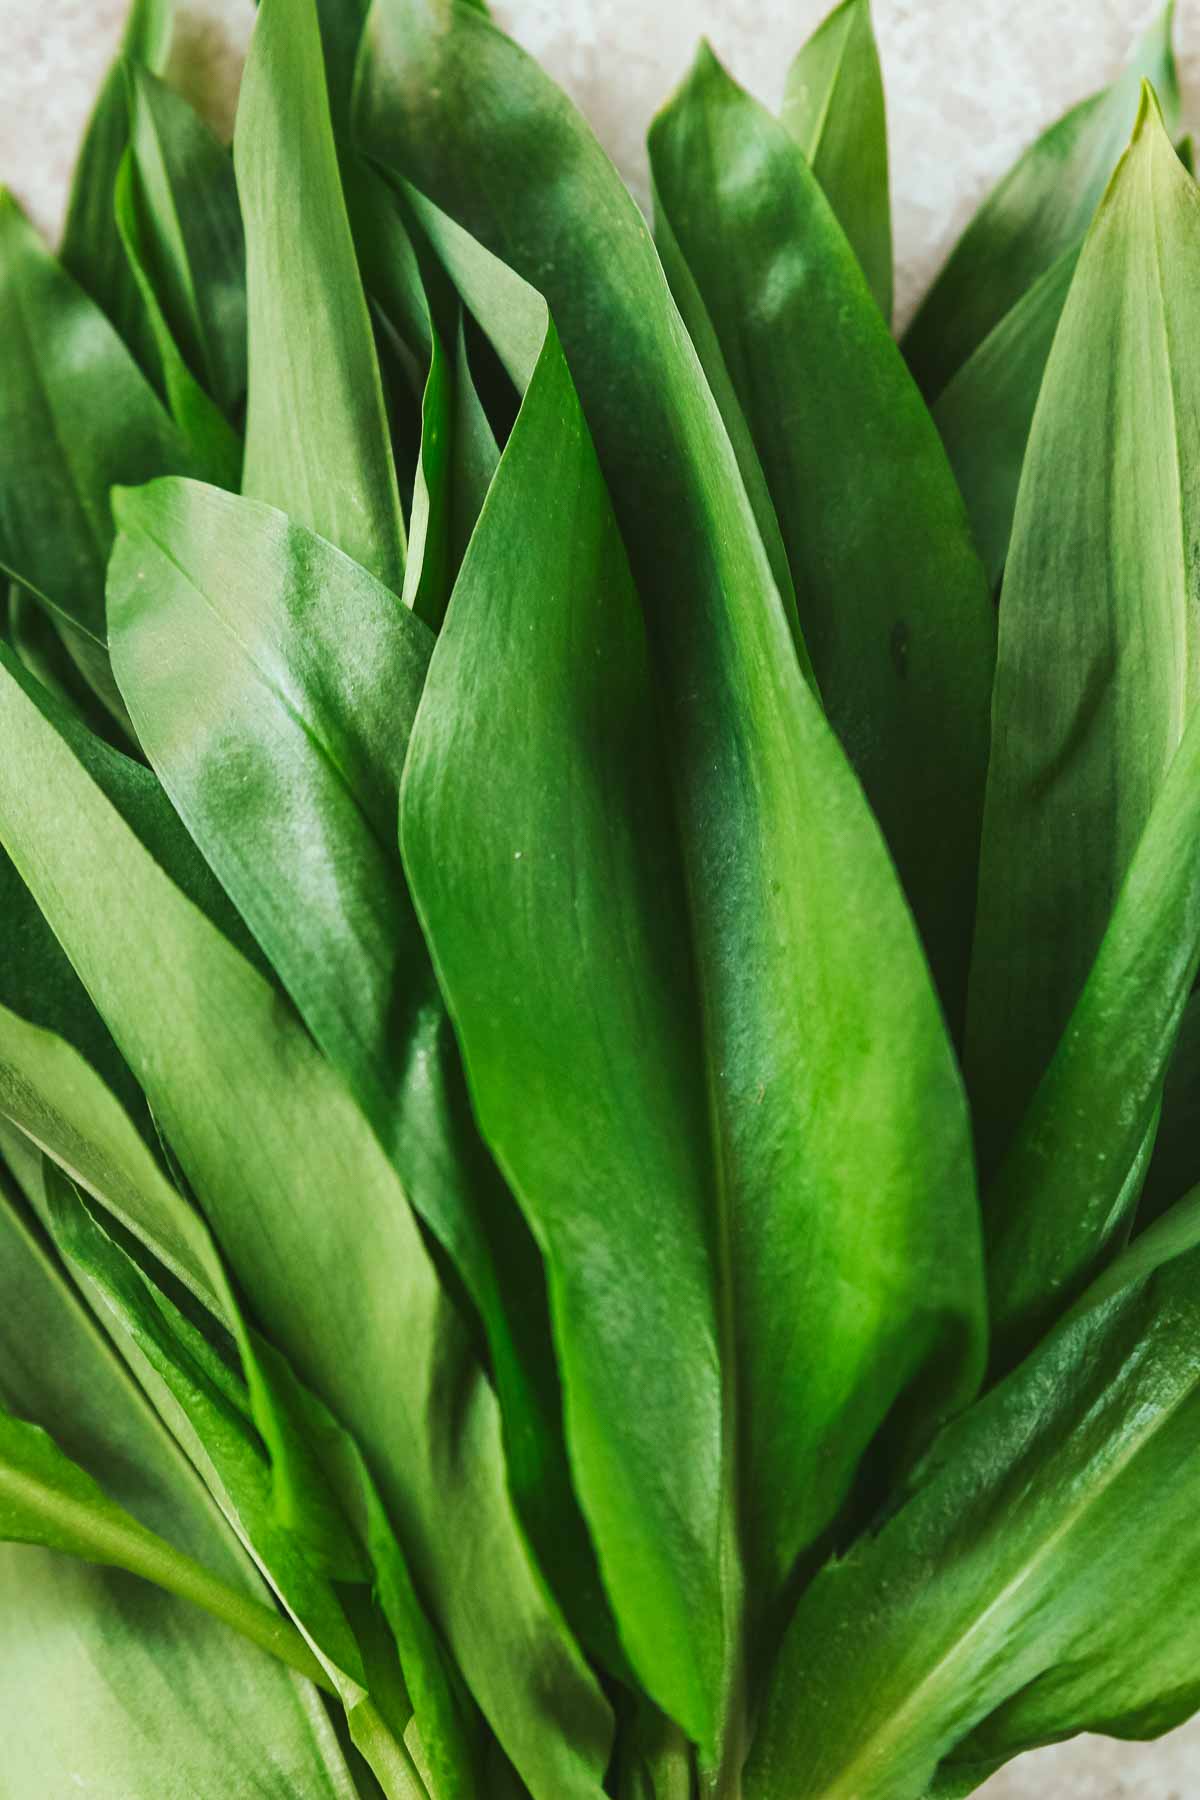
[2,2,1200,1793]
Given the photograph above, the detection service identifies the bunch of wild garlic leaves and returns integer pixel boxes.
[2,0,1200,1796]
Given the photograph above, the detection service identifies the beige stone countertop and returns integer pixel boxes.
[3,2,1200,1795]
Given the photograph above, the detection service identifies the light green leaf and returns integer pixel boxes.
[0,646,613,1800]
[902,2,1178,399]
[932,245,1079,589]
[59,0,173,370]
[236,0,406,592]
[780,0,892,318]
[966,91,1200,1190]
[748,1230,1200,1799]
[0,1157,363,1799]
[124,62,247,421]
[649,46,994,1024]
[0,188,191,650]
[106,477,613,1670]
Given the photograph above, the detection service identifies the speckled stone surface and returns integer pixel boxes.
[3,3,1200,1793]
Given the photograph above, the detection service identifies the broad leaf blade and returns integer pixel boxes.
[780,0,892,318]
[650,47,994,1024]
[365,13,986,1755]
[902,3,1178,399]
[0,647,612,1800]
[748,1231,1200,1799]
[107,477,613,1668]
[236,0,406,592]
[966,92,1200,1183]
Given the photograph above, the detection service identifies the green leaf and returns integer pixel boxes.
[780,0,892,318]
[395,171,984,1772]
[115,151,243,486]
[902,2,1179,400]
[450,316,499,564]
[0,1157,364,1799]
[1139,993,1200,1227]
[0,1388,332,1694]
[931,245,1079,589]
[59,0,173,370]
[965,90,1200,1187]
[0,188,192,650]
[236,0,406,593]
[980,681,1200,1367]
[107,475,611,1668]
[316,0,373,133]
[649,45,994,1025]
[124,62,248,421]
[0,646,613,1800]
[747,1229,1200,1799]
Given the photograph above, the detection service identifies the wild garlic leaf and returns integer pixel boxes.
[106,476,613,1670]
[649,46,994,1027]
[981,685,1200,1368]
[372,30,984,1764]
[932,245,1079,590]
[1138,994,1200,1228]
[0,648,613,1800]
[902,2,1179,400]
[236,0,406,593]
[780,0,892,319]
[0,189,192,650]
[59,0,172,372]
[124,62,247,421]
[966,90,1200,1188]
[0,1162,361,1800]
[748,1224,1200,1799]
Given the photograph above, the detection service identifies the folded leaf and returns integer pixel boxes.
[0,647,612,1800]
[107,476,612,1667]
[124,63,247,420]
[236,0,406,592]
[0,188,191,647]
[0,1156,363,1799]
[59,0,172,372]
[902,3,1178,399]
[650,46,994,1023]
[748,1228,1200,1800]
[780,0,892,318]
[932,245,1079,589]
[966,89,1200,1181]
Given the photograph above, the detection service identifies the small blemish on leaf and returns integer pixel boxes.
[890,619,909,679]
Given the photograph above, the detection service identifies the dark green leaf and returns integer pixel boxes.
[902,3,1178,399]
[649,46,994,1024]
[780,0,892,318]
[236,0,406,592]
[1139,993,1200,1227]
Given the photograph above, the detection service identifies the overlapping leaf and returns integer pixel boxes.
[363,6,987,1761]
[650,46,994,1022]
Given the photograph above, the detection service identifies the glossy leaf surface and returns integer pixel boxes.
[650,46,994,1023]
